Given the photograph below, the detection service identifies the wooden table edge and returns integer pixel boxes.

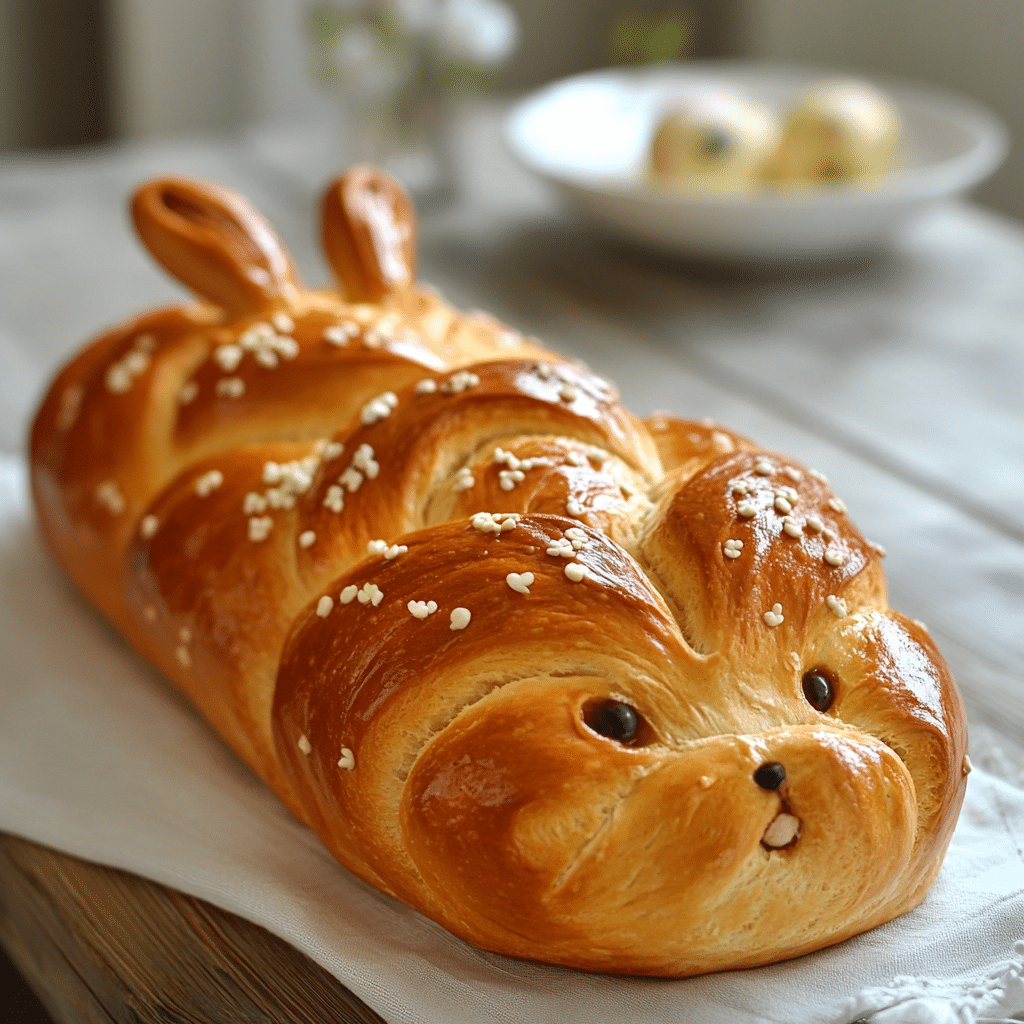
[0,832,388,1024]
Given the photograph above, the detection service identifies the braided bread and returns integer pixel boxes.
[29,168,969,977]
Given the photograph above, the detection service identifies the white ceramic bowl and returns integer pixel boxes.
[504,61,1008,261]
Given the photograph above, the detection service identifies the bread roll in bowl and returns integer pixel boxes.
[30,167,968,976]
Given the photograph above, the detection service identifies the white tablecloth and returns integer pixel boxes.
[2,455,1022,1024]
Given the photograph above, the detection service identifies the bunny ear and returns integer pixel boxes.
[131,177,301,318]
[321,166,417,302]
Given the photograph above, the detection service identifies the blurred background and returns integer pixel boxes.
[0,0,1021,219]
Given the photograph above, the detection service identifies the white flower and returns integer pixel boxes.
[433,0,518,67]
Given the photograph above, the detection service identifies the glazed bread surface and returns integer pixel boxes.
[30,168,969,976]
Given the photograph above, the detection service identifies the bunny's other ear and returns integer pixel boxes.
[321,166,417,302]
[131,177,301,318]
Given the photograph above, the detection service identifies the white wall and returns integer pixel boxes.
[735,0,1024,221]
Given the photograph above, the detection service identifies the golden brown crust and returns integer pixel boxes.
[29,168,968,977]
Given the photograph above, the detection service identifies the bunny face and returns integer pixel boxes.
[275,414,966,976]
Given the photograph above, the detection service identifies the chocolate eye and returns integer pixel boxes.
[586,700,640,743]
[802,670,835,713]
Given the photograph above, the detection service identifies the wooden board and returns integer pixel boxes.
[0,833,384,1024]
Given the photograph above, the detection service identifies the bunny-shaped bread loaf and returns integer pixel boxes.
[30,168,969,976]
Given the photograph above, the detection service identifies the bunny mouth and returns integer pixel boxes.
[762,811,801,849]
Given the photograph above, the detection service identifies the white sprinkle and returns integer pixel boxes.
[265,486,294,510]
[105,363,133,394]
[754,458,773,476]
[774,495,793,515]
[828,498,847,514]
[272,311,295,334]
[825,595,848,618]
[499,469,525,491]
[783,466,803,482]
[408,600,438,619]
[361,392,398,425]
[453,468,475,492]
[711,431,733,454]
[263,462,282,485]
[805,516,825,533]
[496,330,521,348]
[143,606,157,623]
[493,447,520,469]
[385,544,408,560]
[547,539,576,558]
[243,492,267,515]
[785,651,801,672]
[124,350,150,375]
[809,469,829,484]
[763,603,785,627]
[564,562,588,582]
[299,530,316,549]
[175,645,192,668]
[277,335,299,358]
[214,344,243,372]
[248,516,273,542]
[782,516,803,538]
[337,748,355,771]
[471,512,501,534]
[869,540,887,558]
[324,321,359,345]
[340,585,358,604]
[96,480,126,516]
[731,479,755,496]
[316,595,334,618]
[367,539,388,556]
[777,486,799,505]
[215,376,245,399]
[340,467,364,493]
[441,370,480,394]
[178,381,199,405]
[533,362,554,380]
[913,619,930,634]
[140,515,159,540]
[415,378,437,395]
[558,382,579,402]
[351,443,379,479]
[500,517,517,532]
[324,441,344,461]
[195,470,224,497]
[255,348,279,369]
[323,485,345,513]
[298,734,312,755]
[737,501,757,518]
[824,548,847,567]
[565,450,587,467]
[357,583,384,606]
[723,538,743,558]
[763,813,800,848]
[506,572,534,594]
[566,498,584,517]
[450,607,472,630]
[564,527,588,549]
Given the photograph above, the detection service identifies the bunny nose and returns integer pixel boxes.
[754,762,786,791]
